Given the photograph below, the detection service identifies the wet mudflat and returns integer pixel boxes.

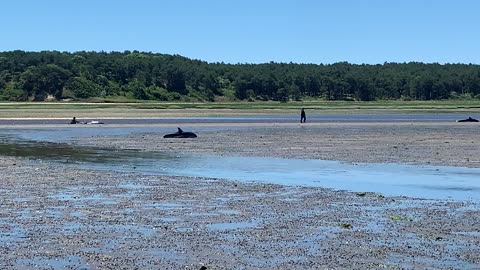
[2,131,480,201]
[0,157,479,269]
[1,121,480,269]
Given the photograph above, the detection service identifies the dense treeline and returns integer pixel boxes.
[1,50,480,102]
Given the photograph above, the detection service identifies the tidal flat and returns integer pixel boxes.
[0,120,479,269]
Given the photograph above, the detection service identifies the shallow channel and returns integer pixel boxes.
[1,127,480,201]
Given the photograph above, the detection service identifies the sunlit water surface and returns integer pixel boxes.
[1,126,479,201]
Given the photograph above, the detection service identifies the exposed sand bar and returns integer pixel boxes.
[0,105,480,119]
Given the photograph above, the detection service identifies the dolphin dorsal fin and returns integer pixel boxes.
[177,127,183,134]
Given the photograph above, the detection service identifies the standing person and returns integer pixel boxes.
[300,108,306,123]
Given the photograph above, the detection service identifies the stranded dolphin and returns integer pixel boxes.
[86,120,104,124]
[457,116,479,123]
[163,127,197,138]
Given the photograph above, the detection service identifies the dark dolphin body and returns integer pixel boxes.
[457,117,479,122]
[163,128,197,138]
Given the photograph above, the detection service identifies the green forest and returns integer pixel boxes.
[1,50,480,102]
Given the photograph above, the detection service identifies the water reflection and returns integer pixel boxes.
[0,134,173,164]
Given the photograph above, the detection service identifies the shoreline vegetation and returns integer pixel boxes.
[2,51,480,104]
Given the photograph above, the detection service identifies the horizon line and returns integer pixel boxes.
[0,49,478,66]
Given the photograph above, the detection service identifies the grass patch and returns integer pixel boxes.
[355,192,367,197]
[389,215,413,222]
[355,192,385,198]
[1,99,480,111]
[1,99,480,119]
[339,223,353,229]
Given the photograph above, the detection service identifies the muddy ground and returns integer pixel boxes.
[1,122,479,269]
[79,122,480,168]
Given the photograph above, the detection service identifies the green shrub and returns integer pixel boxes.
[0,88,28,101]
[65,77,102,99]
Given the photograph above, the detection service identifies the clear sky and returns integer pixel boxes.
[1,0,479,64]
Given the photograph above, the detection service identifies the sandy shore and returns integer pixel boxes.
[1,121,480,269]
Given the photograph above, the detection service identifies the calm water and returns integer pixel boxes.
[84,155,480,201]
[0,113,478,125]
[1,125,479,201]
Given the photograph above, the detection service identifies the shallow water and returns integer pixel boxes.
[0,132,173,162]
[80,154,480,201]
[0,113,477,126]
[1,128,480,201]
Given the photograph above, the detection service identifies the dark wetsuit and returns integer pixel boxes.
[300,109,306,123]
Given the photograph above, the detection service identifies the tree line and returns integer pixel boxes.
[1,50,480,102]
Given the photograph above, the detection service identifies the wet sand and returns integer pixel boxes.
[79,122,480,168]
[1,121,480,269]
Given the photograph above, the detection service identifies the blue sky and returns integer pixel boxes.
[1,0,479,64]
